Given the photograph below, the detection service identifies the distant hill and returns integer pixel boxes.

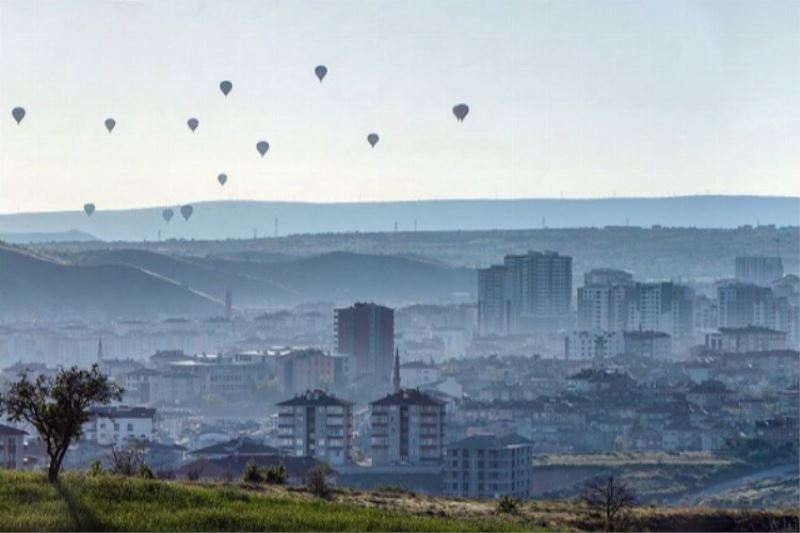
[75,249,475,307]
[1,196,797,241]
[35,225,800,286]
[0,244,221,320]
[0,230,97,243]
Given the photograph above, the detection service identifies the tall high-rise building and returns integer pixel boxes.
[577,269,635,331]
[276,389,353,466]
[631,282,695,342]
[478,265,512,336]
[335,302,394,380]
[478,250,572,334]
[735,256,784,286]
[505,251,572,318]
[717,281,775,329]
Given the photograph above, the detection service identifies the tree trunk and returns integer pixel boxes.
[47,442,69,483]
[47,458,60,483]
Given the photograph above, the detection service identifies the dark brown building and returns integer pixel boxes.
[335,302,394,380]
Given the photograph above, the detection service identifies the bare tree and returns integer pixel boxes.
[109,442,146,476]
[0,365,123,482]
[582,475,636,532]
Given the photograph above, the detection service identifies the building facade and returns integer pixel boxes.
[0,424,26,470]
[444,433,532,499]
[369,389,445,466]
[276,390,353,466]
[335,303,394,380]
[83,406,156,447]
[479,250,572,335]
[735,256,784,286]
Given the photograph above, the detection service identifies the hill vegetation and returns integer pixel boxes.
[0,471,797,532]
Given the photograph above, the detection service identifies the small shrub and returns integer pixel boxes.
[496,495,519,514]
[186,467,203,481]
[242,460,263,484]
[264,464,287,485]
[307,464,330,498]
[138,463,155,479]
[88,460,103,476]
[376,485,416,497]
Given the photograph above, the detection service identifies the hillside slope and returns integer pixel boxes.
[0,244,221,320]
[0,471,797,532]
[74,250,475,306]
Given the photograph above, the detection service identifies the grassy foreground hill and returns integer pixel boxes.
[0,471,798,532]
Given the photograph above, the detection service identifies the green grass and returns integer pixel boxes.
[0,471,537,532]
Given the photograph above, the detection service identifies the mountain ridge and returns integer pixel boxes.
[1,196,797,242]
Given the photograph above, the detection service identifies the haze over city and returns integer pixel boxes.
[0,1,798,532]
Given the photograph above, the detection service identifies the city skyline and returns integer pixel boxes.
[2,0,799,214]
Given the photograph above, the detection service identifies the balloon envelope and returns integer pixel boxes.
[315,65,327,82]
[220,80,233,96]
[12,107,25,124]
[180,205,194,221]
[162,208,174,222]
[367,133,380,148]
[452,103,469,122]
[187,118,199,132]
[83,203,96,217]
[256,140,270,157]
[218,173,228,186]
[105,118,116,132]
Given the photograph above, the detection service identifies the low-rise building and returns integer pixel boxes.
[444,433,532,499]
[82,406,156,447]
[0,423,26,470]
[706,326,787,353]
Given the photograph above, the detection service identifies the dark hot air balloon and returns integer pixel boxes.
[105,118,116,132]
[162,208,174,222]
[180,205,194,221]
[187,118,199,132]
[83,203,96,217]
[367,133,379,148]
[315,65,327,82]
[219,80,232,96]
[256,140,269,157]
[452,103,469,122]
[218,173,227,186]
[12,107,25,124]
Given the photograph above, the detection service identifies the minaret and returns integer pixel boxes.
[96,337,104,363]
[392,348,401,393]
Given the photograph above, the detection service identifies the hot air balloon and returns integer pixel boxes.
[180,205,193,221]
[162,208,174,222]
[452,103,469,122]
[105,118,116,132]
[220,80,233,97]
[187,118,199,132]
[314,65,327,82]
[218,173,228,186]
[11,107,25,124]
[83,203,96,217]
[367,133,379,148]
[256,140,269,157]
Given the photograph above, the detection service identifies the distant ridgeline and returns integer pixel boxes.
[0,196,798,241]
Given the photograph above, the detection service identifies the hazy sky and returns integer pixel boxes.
[1,0,798,213]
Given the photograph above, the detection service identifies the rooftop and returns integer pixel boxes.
[277,389,353,407]
[370,388,445,407]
